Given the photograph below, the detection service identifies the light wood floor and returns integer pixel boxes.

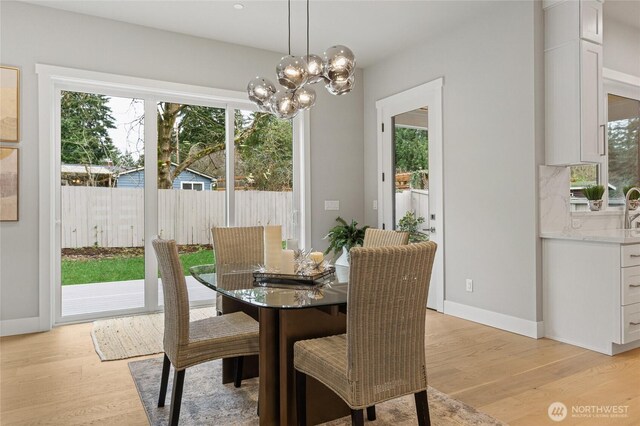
[1,311,638,425]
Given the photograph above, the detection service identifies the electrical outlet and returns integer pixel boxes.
[324,200,340,211]
[465,279,473,292]
[373,200,378,210]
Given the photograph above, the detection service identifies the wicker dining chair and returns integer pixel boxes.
[211,226,265,266]
[211,225,265,309]
[362,228,409,248]
[152,239,260,426]
[293,241,437,426]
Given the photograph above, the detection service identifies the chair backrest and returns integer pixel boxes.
[152,239,190,355]
[362,228,409,248]
[346,241,437,404]
[211,226,264,266]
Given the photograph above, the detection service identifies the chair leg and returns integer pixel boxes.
[158,354,171,407]
[351,409,364,426]
[295,370,307,426]
[415,390,431,426]
[234,356,244,388]
[366,405,376,421]
[169,369,186,426]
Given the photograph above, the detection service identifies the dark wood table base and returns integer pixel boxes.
[279,308,350,425]
[220,294,349,425]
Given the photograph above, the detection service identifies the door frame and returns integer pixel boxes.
[376,78,444,312]
[37,64,309,328]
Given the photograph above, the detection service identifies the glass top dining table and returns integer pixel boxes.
[189,262,352,425]
[189,263,350,309]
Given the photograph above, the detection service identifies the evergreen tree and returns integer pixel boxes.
[60,91,118,165]
[608,118,640,196]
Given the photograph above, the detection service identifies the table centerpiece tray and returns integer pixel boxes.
[253,266,335,288]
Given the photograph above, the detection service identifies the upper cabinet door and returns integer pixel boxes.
[580,41,604,163]
[580,0,603,45]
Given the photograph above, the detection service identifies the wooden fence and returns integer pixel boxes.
[61,187,293,248]
[395,189,429,226]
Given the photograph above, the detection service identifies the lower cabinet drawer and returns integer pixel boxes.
[621,266,640,305]
[621,244,640,267]
[622,303,640,344]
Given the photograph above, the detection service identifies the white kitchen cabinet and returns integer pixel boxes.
[543,237,640,355]
[544,0,605,165]
[580,0,604,44]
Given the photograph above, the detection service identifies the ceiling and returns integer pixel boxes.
[23,0,498,68]
[605,0,640,30]
[21,0,640,68]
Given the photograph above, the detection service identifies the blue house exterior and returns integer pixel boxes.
[117,164,215,190]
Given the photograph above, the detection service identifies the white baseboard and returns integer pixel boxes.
[544,333,612,355]
[611,339,640,355]
[0,316,42,337]
[443,301,544,339]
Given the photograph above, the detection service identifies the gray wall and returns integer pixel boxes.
[363,1,543,322]
[0,1,363,322]
[603,16,640,78]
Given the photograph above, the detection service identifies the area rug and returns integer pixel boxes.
[129,357,507,425]
[91,306,216,361]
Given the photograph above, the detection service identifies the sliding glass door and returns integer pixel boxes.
[54,82,303,324]
[59,91,147,319]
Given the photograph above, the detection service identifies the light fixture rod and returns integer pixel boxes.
[306,0,310,58]
[288,0,291,55]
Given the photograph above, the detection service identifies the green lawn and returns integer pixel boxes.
[61,249,214,285]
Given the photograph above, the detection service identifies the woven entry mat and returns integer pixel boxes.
[91,306,216,361]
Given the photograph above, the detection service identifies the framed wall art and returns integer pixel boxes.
[0,66,20,142]
[0,147,18,221]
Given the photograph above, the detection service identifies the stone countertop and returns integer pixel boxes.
[541,228,640,244]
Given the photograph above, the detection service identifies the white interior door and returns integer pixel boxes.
[376,79,444,312]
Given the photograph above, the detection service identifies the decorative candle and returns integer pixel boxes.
[286,239,299,251]
[281,249,295,274]
[309,251,324,264]
[264,225,282,270]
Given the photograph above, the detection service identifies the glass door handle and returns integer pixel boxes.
[422,227,436,233]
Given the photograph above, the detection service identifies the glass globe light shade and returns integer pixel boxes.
[295,86,316,110]
[247,77,276,106]
[323,45,356,83]
[326,74,355,96]
[276,56,309,90]
[271,89,300,119]
[258,97,274,113]
[304,54,325,84]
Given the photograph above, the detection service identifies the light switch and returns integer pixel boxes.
[373,200,378,210]
[324,200,340,211]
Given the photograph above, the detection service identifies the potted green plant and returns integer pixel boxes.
[397,211,429,243]
[324,217,369,266]
[623,185,640,211]
[583,185,605,211]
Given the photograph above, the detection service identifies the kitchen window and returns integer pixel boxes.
[569,79,640,211]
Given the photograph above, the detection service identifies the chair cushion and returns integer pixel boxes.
[294,334,354,406]
[172,311,259,370]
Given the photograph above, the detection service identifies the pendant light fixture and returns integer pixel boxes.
[246,0,356,119]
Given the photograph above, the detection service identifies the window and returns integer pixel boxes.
[181,181,204,191]
[569,89,640,211]
[607,94,640,206]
